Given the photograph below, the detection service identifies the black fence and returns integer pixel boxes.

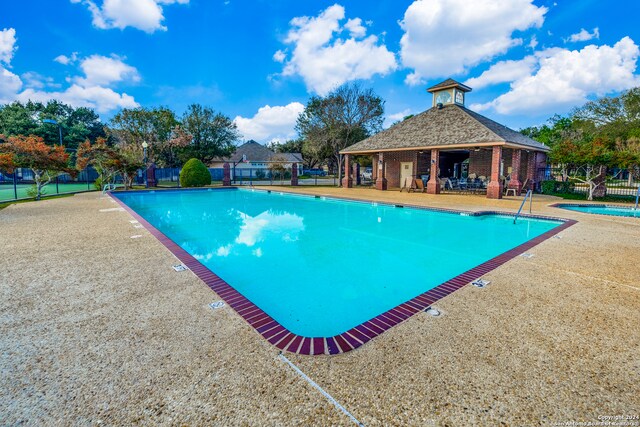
[537,166,639,197]
[0,167,99,203]
[153,167,344,187]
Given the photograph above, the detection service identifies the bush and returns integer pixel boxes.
[541,180,574,194]
[255,169,266,179]
[541,180,556,194]
[180,158,211,187]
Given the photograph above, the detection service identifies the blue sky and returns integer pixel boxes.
[1,0,640,143]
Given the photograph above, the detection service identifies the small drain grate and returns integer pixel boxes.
[99,207,124,212]
[130,235,142,239]
[209,301,225,310]
[172,264,188,272]
[129,220,139,224]
[472,278,490,288]
[554,234,563,239]
[425,306,441,317]
[133,224,144,229]
[520,253,535,259]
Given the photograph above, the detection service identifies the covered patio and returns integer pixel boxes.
[340,79,550,199]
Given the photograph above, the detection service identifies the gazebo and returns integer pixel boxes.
[340,79,549,199]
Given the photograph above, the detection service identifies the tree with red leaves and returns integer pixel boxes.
[0,134,72,200]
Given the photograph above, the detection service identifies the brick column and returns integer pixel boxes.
[342,154,353,188]
[526,152,536,191]
[508,149,522,194]
[291,163,298,186]
[372,154,378,181]
[426,149,440,194]
[222,162,231,186]
[375,152,387,190]
[352,163,361,185]
[146,163,157,187]
[486,146,503,199]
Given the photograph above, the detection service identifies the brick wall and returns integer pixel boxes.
[468,149,492,178]
[383,150,419,188]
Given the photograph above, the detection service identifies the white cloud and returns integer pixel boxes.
[399,0,547,85]
[471,37,640,115]
[234,102,304,143]
[384,108,414,127]
[17,84,138,113]
[54,52,78,65]
[76,54,140,86]
[0,67,22,104]
[465,57,537,89]
[276,4,397,95]
[0,28,17,64]
[71,0,189,33]
[0,28,139,113]
[273,50,286,63]
[344,18,366,38]
[566,27,599,43]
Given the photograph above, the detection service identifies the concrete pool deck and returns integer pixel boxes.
[1,188,639,425]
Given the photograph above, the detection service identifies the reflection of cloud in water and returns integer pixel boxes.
[216,244,232,257]
[235,210,304,247]
[189,209,304,260]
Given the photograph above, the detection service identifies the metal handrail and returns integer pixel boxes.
[514,189,533,224]
[635,186,639,210]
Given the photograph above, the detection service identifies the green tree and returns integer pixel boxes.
[0,100,106,153]
[180,104,239,164]
[296,82,384,184]
[109,106,179,167]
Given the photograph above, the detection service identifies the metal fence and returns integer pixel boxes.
[0,167,99,203]
[537,166,639,197]
[153,167,346,187]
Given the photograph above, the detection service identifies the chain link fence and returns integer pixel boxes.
[0,167,99,203]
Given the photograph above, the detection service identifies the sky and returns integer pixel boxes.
[1,0,640,144]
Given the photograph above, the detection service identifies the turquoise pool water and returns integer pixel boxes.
[557,204,640,218]
[114,189,562,337]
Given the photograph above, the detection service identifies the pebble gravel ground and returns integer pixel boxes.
[1,190,639,426]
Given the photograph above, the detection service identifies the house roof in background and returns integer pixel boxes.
[214,140,302,163]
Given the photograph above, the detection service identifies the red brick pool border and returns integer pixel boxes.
[109,188,577,356]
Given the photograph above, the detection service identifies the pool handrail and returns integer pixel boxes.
[102,183,125,194]
[514,189,533,224]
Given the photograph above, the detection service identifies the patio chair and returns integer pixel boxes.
[409,178,425,193]
[400,176,413,192]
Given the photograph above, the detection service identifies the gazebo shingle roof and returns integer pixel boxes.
[341,104,549,154]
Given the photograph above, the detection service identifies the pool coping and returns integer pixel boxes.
[109,187,577,356]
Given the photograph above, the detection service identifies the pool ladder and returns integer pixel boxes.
[514,189,533,224]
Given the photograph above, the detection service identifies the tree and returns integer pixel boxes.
[296,82,384,184]
[520,114,573,149]
[109,106,179,167]
[0,135,72,200]
[0,100,106,152]
[77,139,144,190]
[268,154,288,184]
[268,139,303,154]
[180,104,239,164]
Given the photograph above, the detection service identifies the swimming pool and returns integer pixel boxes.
[555,204,640,218]
[113,188,571,354]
